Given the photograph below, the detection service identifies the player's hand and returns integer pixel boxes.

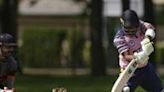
[134,51,148,64]
[139,55,149,65]
[141,37,150,45]
[141,38,154,56]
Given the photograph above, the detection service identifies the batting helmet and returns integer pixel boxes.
[0,33,16,46]
[121,9,139,28]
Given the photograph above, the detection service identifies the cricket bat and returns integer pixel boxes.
[111,59,138,92]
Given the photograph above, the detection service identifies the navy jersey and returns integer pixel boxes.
[0,55,17,88]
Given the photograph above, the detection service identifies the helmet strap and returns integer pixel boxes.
[0,46,5,59]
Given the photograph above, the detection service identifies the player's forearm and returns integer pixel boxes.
[124,55,134,62]
[122,51,135,62]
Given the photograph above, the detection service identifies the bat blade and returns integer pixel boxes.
[111,59,138,92]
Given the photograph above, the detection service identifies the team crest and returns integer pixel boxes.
[129,40,135,47]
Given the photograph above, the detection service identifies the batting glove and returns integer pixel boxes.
[134,51,149,65]
[141,38,154,56]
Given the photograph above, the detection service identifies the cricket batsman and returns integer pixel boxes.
[0,33,17,92]
[113,9,163,92]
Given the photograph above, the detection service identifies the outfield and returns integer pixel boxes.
[14,74,148,92]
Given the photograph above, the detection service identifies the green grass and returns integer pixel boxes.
[14,74,147,92]
[15,74,115,92]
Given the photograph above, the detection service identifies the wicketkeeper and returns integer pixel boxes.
[0,33,17,91]
[113,9,163,92]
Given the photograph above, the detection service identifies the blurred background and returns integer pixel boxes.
[1,0,164,92]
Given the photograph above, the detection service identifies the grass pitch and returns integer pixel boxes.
[15,74,148,92]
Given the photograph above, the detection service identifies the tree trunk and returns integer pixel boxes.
[144,0,155,25]
[1,0,18,39]
[144,0,156,67]
[90,0,106,76]
[122,0,130,11]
